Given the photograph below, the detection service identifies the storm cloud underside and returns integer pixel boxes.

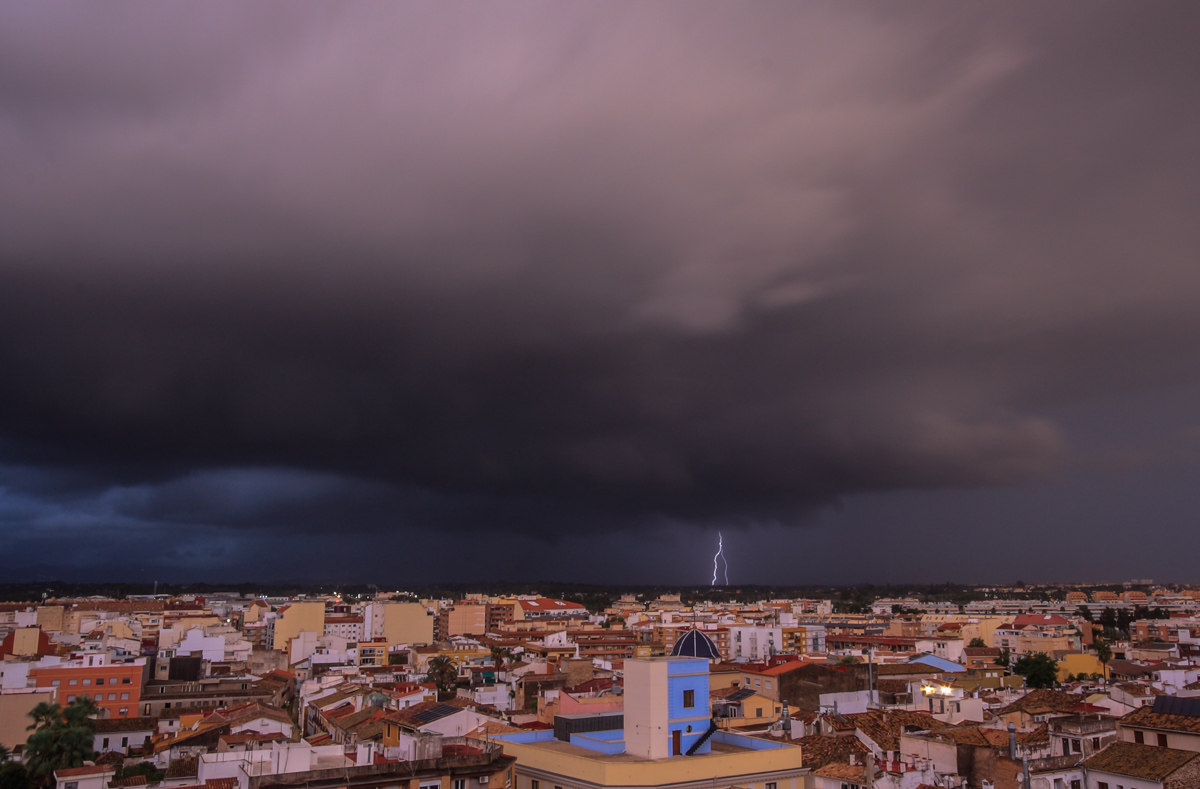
[1,3,1199,582]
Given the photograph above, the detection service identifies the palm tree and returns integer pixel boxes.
[1094,636,1112,683]
[24,703,60,733]
[425,655,459,697]
[24,698,98,788]
[489,647,512,674]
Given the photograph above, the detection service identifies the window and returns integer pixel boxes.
[683,689,695,708]
[69,679,78,685]
[1134,731,1144,744]
[83,679,91,686]
[765,783,776,789]
[121,692,130,700]
[1092,737,1101,750]
[1096,783,1108,789]
[1072,739,1081,753]
[96,678,105,686]
[122,677,131,684]
[108,693,117,700]
[51,680,60,687]
[67,695,76,702]
[95,694,103,701]
[454,781,466,789]
[756,707,763,718]
[65,782,78,789]
[531,781,539,789]
[102,738,110,749]
[1158,733,1168,747]
[121,737,128,748]
[119,709,128,716]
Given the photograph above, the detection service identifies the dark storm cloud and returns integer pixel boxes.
[1,2,1200,568]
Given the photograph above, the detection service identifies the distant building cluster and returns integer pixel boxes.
[3,585,1200,789]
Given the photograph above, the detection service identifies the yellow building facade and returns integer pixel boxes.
[272,601,325,650]
[383,602,435,646]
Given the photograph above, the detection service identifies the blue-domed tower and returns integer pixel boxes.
[670,628,722,661]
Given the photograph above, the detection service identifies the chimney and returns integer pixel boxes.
[1008,722,1017,759]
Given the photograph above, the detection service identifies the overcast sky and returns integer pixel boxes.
[2,2,1199,586]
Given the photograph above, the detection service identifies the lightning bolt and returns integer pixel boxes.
[712,531,728,586]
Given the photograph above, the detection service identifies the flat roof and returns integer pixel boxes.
[512,736,758,763]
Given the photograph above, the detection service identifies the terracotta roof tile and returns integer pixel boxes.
[793,735,869,769]
[995,689,1085,716]
[1082,741,1197,781]
[1121,704,1200,734]
[165,757,199,779]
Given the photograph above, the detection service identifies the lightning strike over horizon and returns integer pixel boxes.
[711,531,729,586]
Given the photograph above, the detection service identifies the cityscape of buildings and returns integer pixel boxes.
[4,4,1200,789]
[4,583,1200,789]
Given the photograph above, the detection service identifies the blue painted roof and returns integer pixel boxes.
[908,653,966,673]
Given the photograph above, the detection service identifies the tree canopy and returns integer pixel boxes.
[1013,653,1059,689]
[23,698,98,787]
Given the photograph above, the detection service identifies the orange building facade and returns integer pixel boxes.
[29,662,145,718]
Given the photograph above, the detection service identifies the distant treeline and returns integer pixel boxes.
[0,579,1169,608]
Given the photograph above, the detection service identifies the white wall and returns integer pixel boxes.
[174,628,227,662]
[624,659,669,759]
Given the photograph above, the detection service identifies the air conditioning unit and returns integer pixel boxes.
[479,778,489,784]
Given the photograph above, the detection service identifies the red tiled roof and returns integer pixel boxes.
[1083,741,1197,781]
[204,780,238,789]
[1121,704,1200,734]
[56,766,116,778]
[519,598,586,611]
